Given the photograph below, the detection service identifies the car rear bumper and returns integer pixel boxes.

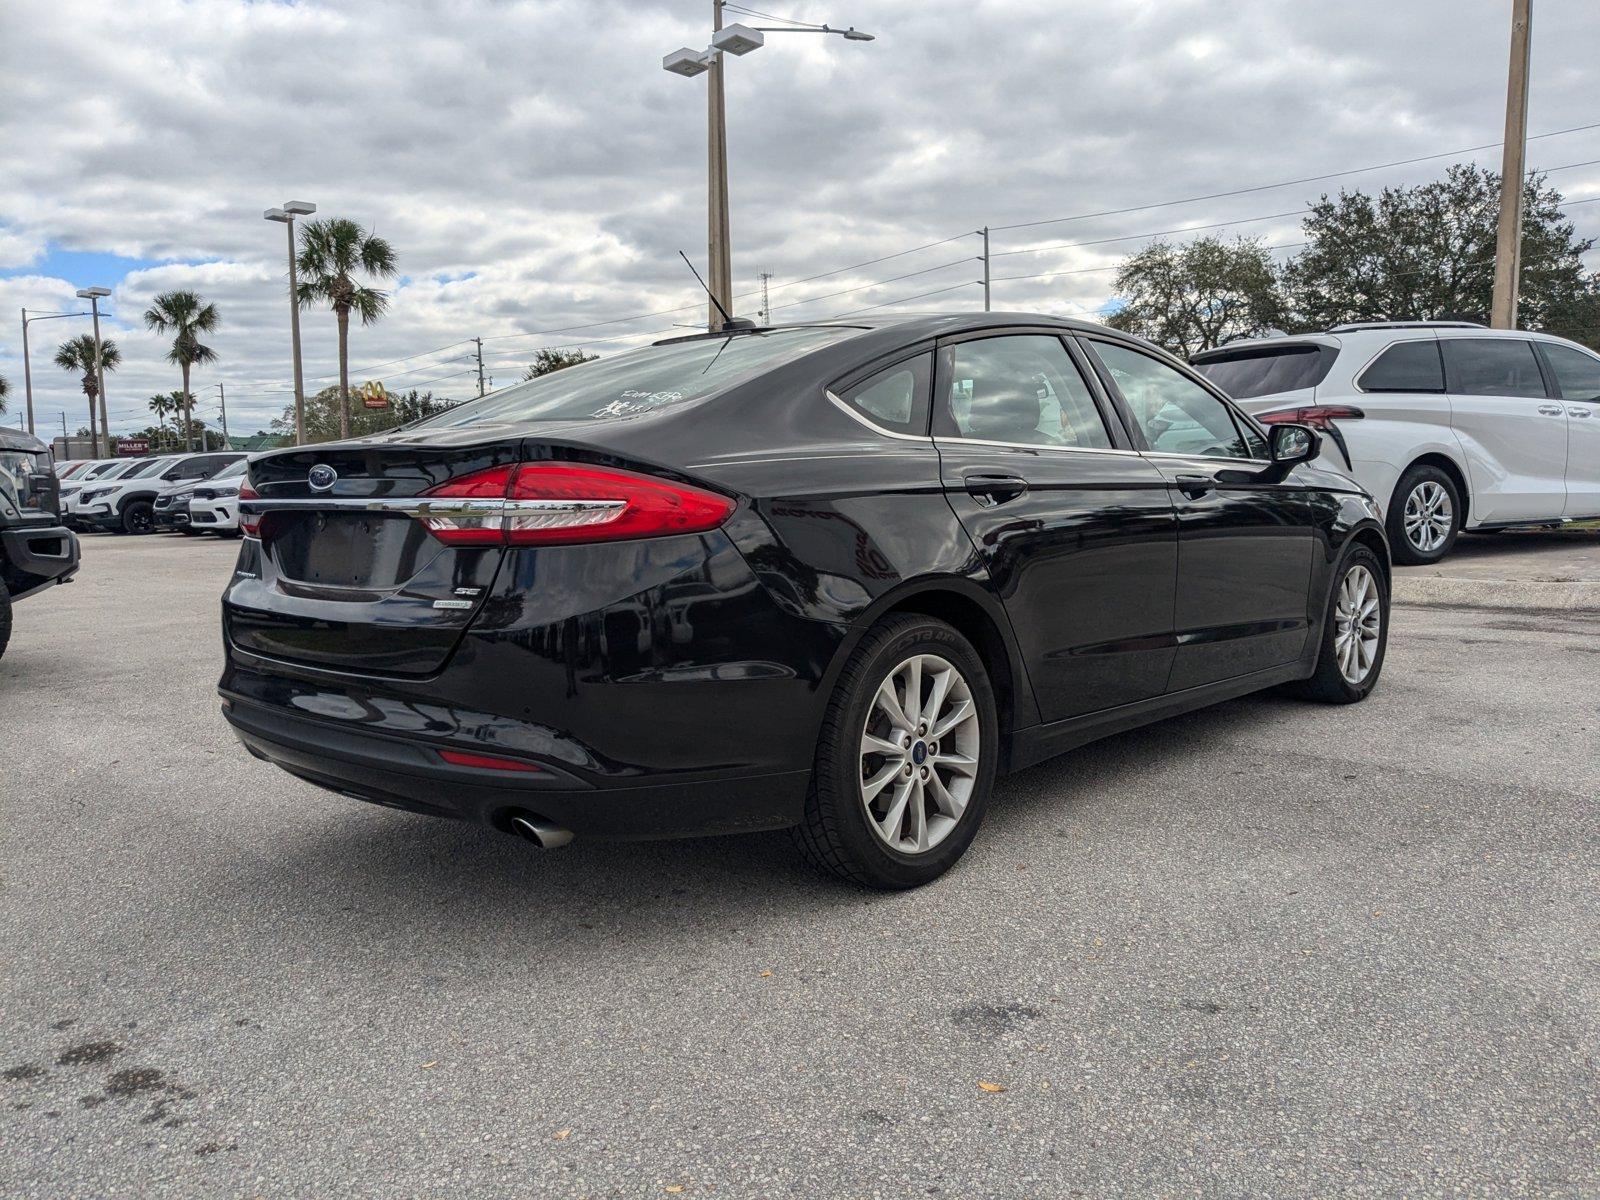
[221,695,811,839]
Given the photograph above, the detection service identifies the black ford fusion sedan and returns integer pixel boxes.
[220,313,1390,888]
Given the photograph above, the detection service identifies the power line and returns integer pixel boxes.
[988,122,1600,233]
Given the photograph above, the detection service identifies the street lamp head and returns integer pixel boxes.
[840,27,874,41]
[263,208,291,223]
[712,24,764,55]
[282,200,316,216]
[663,47,711,77]
[75,287,112,299]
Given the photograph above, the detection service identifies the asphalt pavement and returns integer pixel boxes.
[2,533,1596,1198]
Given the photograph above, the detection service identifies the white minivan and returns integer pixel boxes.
[1192,322,1600,563]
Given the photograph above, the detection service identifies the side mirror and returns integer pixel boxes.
[1269,422,1319,466]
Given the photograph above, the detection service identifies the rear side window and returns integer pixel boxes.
[939,335,1114,450]
[415,327,859,429]
[1541,343,1600,401]
[835,353,932,435]
[1442,339,1548,398]
[1357,340,1444,393]
[1192,345,1336,398]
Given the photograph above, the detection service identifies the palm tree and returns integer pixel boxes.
[148,392,177,448]
[143,290,220,452]
[54,336,120,458]
[295,218,397,439]
[0,373,9,418]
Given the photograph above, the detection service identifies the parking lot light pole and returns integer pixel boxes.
[20,308,90,438]
[75,287,112,457]
[663,4,874,330]
[264,201,316,445]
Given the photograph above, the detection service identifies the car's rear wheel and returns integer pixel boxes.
[121,500,156,535]
[1286,544,1388,704]
[1388,465,1460,565]
[793,614,998,889]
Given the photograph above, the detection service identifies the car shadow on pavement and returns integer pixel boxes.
[209,689,1301,960]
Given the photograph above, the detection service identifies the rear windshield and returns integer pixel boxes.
[1192,345,1336,399]
[412,327,859,430]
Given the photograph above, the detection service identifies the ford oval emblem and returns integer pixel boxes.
[307,464,338,492]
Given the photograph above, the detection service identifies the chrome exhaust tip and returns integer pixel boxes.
[507,814,574,850]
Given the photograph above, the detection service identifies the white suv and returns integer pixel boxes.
[72,451,245,535]
[1193,323,1600,563]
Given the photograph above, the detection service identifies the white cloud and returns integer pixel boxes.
[1,0,1596,436]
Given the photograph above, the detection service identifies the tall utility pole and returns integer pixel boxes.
[1491,0,1533,329]
[979,227,992,311]
[20,309,90,437]
[217,381,230,447]
[474,337,486,397]
[706,0,734,330]
[264,201,316,444]
[757,272,772,324]
[663,5,872,332]
[76,287,112,456]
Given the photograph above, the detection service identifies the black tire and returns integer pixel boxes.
[121,499,156,535]
[1387,464,1461,565]
[0,585,11,661]
[181,527,202,537]
[1286,544,1389,704]
[791,614,999,889]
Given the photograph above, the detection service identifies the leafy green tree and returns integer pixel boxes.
[1104,237,1287,356]
[1282,164,1598,343]
[295,218,398,439]
[54,335,120,457]
[143,290,221,452]
[271,386,454,444]
[522,348,597,380]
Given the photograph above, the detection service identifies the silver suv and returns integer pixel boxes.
[1193,322,1600,563]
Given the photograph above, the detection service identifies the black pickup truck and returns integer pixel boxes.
[0,426,80,660]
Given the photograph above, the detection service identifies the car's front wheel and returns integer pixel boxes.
[121,499,156,535]
[793,614,998,889]
[1388,464,1460,565]
[1287,544,1389,704]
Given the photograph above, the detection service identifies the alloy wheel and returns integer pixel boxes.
[127,507,154,534]
[1402,480,1451,553]
[1333,564,1382,685]
[858,653,981,855]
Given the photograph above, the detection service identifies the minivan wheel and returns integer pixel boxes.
[121,499,156,535]
[1388,465,1460,565]
[792,614,998,889]
[1286,545,1389,704]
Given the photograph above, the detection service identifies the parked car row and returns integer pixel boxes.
[1191,321,1600,564]
[54,451,248,536]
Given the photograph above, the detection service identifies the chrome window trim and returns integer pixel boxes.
[930,433,1143,457]
[824,389,935,443]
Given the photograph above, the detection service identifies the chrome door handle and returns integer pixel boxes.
[1569,407,1593,419]
[1537,404,1563,416]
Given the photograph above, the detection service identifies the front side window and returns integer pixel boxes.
[1443,338,1547,398]
[1090,341,1254,459]
[1357,340,1445,393]
[835,353,932,435]
[127,457,173,480]
[1541,342,1600,401]
[939,335,1113,450]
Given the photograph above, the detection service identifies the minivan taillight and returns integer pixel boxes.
[238,479,261,537]
[418,463,734,547]
[1255,404,1365,431]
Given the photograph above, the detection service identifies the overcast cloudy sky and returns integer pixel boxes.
[2,0,1596,440]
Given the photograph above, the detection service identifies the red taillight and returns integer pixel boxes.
[418,463,734,547]
[437,749,542,773]
[238,479,261,537]
[1256,404,1365,431]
